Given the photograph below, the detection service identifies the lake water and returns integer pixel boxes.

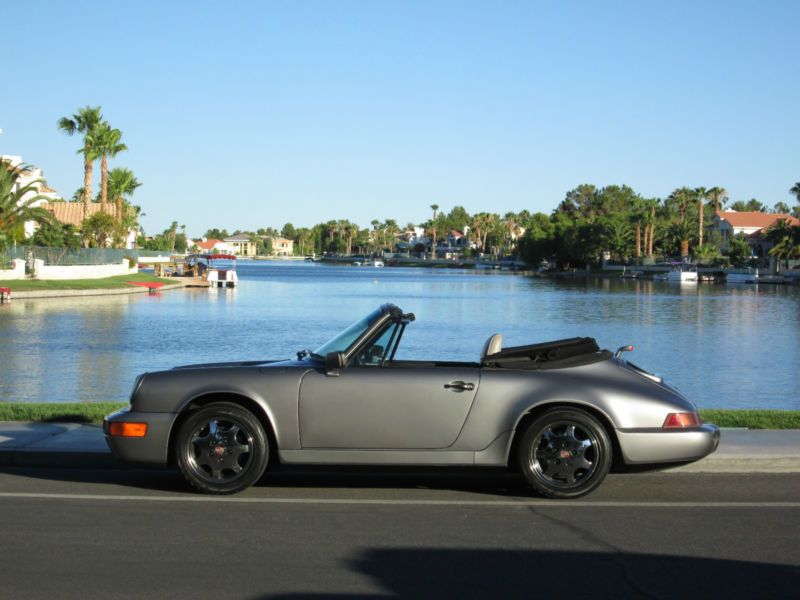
[1,261,798,409]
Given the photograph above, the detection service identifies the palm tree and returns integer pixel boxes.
[58,106,103,218]
[602,219,633,262]
[670,219,695,258]
[503,212,520,255]
[769,234,800,270]
[107,167,141,247]
[0,161,56,248]
[790,182,800,203]
[644,198,660,258]
[430,204,439,253]
[764,218,796,243]
[383,219,399,253]
[369,219,380,253]
[92,122,127,213]
[629,198,646,259]
[790,182,800,218]
[705,187,728,217]
[667,187,693,223]
[694,187,707,247]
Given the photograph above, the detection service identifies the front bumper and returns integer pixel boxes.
[103,407,178,465]
[617,423,721,465]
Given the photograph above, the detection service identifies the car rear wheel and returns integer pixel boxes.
[176,402,269,494]
[518,408,612,499]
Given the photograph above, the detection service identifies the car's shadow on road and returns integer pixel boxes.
[256,548,800,599]
[0,464,539,498]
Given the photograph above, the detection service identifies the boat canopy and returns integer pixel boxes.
[187,253,237,261]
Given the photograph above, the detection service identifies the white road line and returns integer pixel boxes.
[0,492,798,508]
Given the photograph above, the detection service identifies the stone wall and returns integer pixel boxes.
[32,258,137,280]
[0,259,27,280]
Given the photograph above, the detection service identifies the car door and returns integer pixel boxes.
[298,364,480,449]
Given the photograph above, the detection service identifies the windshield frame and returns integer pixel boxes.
[312,307,387,358]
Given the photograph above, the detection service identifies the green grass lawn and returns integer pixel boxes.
[0,402,128,424]
[699,409,800,429]
[0,273,175,291]
[0,402,797,428]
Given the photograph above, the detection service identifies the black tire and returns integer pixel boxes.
[176,402,269,494]
[517,407,612,499]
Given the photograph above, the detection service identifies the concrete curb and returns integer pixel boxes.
[9,283,184,300]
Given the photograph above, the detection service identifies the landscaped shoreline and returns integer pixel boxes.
[0,402,797,429]
[0,273,180,298]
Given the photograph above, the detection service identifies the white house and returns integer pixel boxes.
[196,239,236,254]
[713,210,800,258]
[224,234,258,256]
[269,236,294,256]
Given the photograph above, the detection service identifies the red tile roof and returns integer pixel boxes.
[716,211,799,229]
[197,239,223,250]
[42,202,119,227]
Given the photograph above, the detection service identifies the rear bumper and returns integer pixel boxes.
[617,423,721,465]
[103,408,177,465]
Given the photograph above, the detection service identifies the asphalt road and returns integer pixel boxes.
[0,467,798,599]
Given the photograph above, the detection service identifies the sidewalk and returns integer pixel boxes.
[0,422,118,468]
[0,422,798,472]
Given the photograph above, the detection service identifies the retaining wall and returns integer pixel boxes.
[33,259,137,280]
[0,259,27,280]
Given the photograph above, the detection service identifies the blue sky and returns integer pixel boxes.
[2,0,798,236]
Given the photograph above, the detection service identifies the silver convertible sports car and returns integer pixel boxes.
[104,304,719,498]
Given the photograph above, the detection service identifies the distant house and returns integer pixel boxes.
[224,234,258,257]
[270,236,294,256]
[446,228,475,249]
[713,211,800,258]
[396,227,426,251]
[197,239,235,254]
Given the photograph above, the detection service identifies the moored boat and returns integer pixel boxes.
[666,265,698,283]
[725,268,759,284]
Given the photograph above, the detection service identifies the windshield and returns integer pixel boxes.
[313,308,385,357]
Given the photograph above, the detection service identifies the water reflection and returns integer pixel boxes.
[0,262,797,409]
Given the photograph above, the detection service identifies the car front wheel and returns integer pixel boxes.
[518,408,612,499]
[176,402,269,494]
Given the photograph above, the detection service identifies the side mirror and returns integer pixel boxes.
[325,351,346,375]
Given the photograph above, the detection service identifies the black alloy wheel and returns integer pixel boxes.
[518,407,612,499]
[176,402,269,494]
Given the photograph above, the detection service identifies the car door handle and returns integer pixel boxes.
[444,381,475,391]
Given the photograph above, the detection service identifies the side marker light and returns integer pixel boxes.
[108,422,148,437]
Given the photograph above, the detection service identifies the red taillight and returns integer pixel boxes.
[662,412,701,428]
[108,422,148,437]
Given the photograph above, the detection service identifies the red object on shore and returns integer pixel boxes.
[126,281,165,295]
[0,287,10,303]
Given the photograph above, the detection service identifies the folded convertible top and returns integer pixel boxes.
[482,337,611,370]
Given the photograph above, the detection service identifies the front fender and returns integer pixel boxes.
[132,365,311,450]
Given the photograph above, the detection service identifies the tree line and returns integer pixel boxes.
[206,184,800,267]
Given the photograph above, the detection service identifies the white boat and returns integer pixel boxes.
[726,269,759,284]
[666,265,698,283]
[203,254,238,288]
[371,259,385,268]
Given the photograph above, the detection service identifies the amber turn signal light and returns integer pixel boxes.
[662,412,701,428]
[108,422,148,437]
